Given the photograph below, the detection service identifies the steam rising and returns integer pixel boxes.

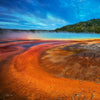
[0,30,100,41]
[0,30,40,40]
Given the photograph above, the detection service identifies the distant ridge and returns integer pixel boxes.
[0,19,100,34]
[0,28,49,34]
[55,19,100,33]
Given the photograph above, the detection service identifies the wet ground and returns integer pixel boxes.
[0,39,100,100]
[40,41,100,83]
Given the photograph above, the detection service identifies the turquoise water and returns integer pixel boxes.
[1,31,100,40]
[33,32,100,39]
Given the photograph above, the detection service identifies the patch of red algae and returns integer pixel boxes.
[0,40,100,100]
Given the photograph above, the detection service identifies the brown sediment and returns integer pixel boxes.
[40,41,100,83]
[0,39,100,100]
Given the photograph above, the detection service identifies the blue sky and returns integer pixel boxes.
[0,0,100,30]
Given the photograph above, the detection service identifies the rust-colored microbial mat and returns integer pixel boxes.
[0,39,100,100]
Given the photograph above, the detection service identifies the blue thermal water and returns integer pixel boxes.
[33,32,100,39]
